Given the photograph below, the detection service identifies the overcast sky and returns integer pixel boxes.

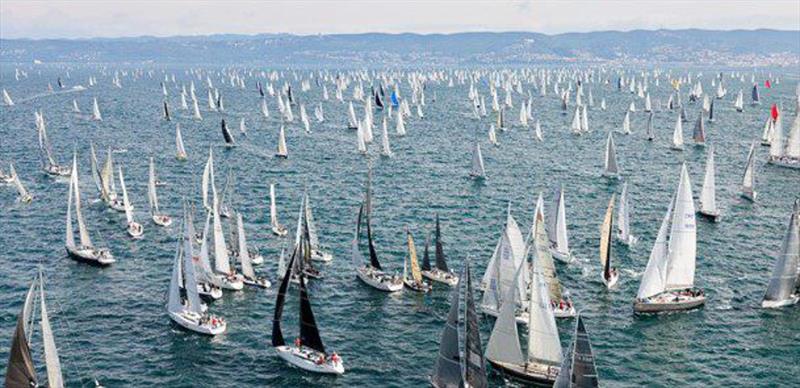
[2,0,798,39]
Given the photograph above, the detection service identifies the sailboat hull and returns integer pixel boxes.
[168,310,226,335]
[487,359,559,386]
[603,272,619,289]
[310,249,333,262]
[421,269,459,286]
[767,157,800,170]
[243,277,271,289]
[356,267,403,292]
[275,345,344,375]
[761,295,799,309]
[634,290,706,313]
[403,279,432,293]
[550,249,572,263]
[197,283,223,300]
[697,210,721,223]
[66,245,115,266]
[152,214,173,227]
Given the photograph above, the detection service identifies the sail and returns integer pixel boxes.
[786,114,800,159]
[366,216,382,270]
[119,167,134,224]
[431,266,463,388]
[549,186,570,254]
[434,215,449,272]
[533,198,562,301]
[554,315,600,388]
[221,119,235,145]
[600,195,615,279]
[763,201,800,303]
[92,97,102,120]
[381,117,392,156]
[422,234,432,271]
[351,204,366,269]
[38,274,64,388]
[298,276,326,354]
[5,281,37,388]
[637,191,675,299]
[527,269,562,366]
[617,183,632,242]
[463,262,488,388]
[71,158,92,247]
[471,142,485,177]
[742,142,757,194]
[304,194,320,249]
[65,167,75,248]
[407,231,423,283]
[182,213,203,315]
[272,253,295,347]
[604,131,619,175]
[270,184,280,228]
[396,109,406,136]
[693,112,706,144]
[148,158,159,215]
[673,114,684,148]
[622,111,630,134]
[277,126,288,157]
[646,112,655,140]
[212,198,231,274]
[10,164,30,200]
[167,228,183,314]
[700,146,717,214]
[237,213,256,279]
[89,144,102,194]
[484,262,525,365]
[770,114,785,158]
[664,164,697,290]
[175,124,187,159]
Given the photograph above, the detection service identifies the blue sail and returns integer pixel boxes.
[391,91,399,107]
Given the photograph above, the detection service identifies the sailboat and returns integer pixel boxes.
[275,125,288,158]
[175,124,187,160]
[734,89,744,112]
[221,119,235,147]
[430,260,488,388]
[621,112,631,135]
[395,109,406,136]
[195,213,224,300]
[36,117,71,177]
[100,149,126,212]
[600,194,619,288]
[347,101,358,129]
[421,214,459,286]
[148,158,172,227]
[91,97,102,121]
[403,229,432,292]
[693,111,706,146]
[740,141,758,201]
[616,183,637,245]
[72,99,80,113]
[751,84,760,105]
[488,125,499,146]
[65,155,114,266]
[4,270,65,388]
[269,183,288,236]
[118,166,143,238]
[163,101,171,121]
[380,116,392,157]
[304,192,333,262]
[634,163,705,313]
[761,200,800,308]
[767,113,800,169]
[9,163,33,203]
[1,88,13,106]
[602,131,621,178]
[272,252,344,375]
[470,142,486,180]
[235,212,271,288]
[697,146,720,222]
[553,315,600,388]
[353,170,403,292]
[549,185,572,262]
[484,267,561,384]
[288,197,323,283]
[480,206,530,323]
[670,112,685,150]
[166,209,226,335]
[530,195,576,318]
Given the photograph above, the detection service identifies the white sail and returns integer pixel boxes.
[381,116,392,156]
[786,114,800,159]
[699,146,717,214]
[276,126,288,157]
[201,149,213,210]
[551,187,570,255]
[10,164,31,201]
[770,114,785,158]
[742,142,757,196]
[672,114,684,149]
[527,269,562,366]
[603,131,620,176]
[72,99,80,113]
[270,183,281,229]
[212,197,231,274]
[637,190,674,299]
[1,88,13,106]
[175,124,187,159]
[621,112,630,134]
[119,167,134,224]
[396,109,406,136]
[470,142,485,178]
[148,157,159,216]
[192,97,202,120]
[70,157,92,247]
[484,262,525,365]
[92,97,102,120]
[39,274,64,388]
[617,183,633,242]
[664,164,697,290]
[237,213,256,279]
[167,229,184,314]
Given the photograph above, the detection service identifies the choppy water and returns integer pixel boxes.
[1,66,799,387]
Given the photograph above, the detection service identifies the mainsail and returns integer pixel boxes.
[763,201,800,304]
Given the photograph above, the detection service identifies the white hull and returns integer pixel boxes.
[741,190,757,202]
[761,295,799,308]
[66,245,115,266]
[403,278,432,293]
[311,249,333,262]
[356,267,403,292]
[152,214,173,227]
[215,274,244,290]
[127,222,144,239]
[634,290,706,313]
[243,276,271,289]
[272,225,288,237]
[197,283,223,300]
[550,248,572,263]
[767,157,800,170]
[616,232,638,246]
[168,310,226,335]
[603,271,619,289]
[421,269,459,286]
[275,346,344,375]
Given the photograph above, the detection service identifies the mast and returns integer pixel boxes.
[699,146,717,214]
[604,131,619,175]
[600,195,615,280]
[434,214,449,272]
[463,261,488,388]
[431,262,463,387]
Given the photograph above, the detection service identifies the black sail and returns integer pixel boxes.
[298,276,326,354]
[375,91,384,109]
[463,261,488,388]
[163,101,171,121]
[421,234,432,271]
[431,265,462,388]
[366,219,382,270]
[709,100,715,121]
[271,253,296,347]
[5,286,37,388]
[221,119,234,145]
[752,84,759,102]
[555,315,600,388]
[434,214,450,272]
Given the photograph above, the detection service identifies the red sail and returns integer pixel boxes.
[765,80,772,88]
[771,104,779,120]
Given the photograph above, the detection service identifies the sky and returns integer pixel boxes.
[1,0,799,39]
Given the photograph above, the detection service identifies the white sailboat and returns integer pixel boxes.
[740,141,758,201]
[470,142,486,180]
[380,116,392,157]
[275,125,288,158]
[621,112,631,135]
[768,113,800,169]
[1,88,13,106]
[671,113,684,150]
[484,267,561,384]
[616,183,637,245]
[269,183,288,236]
[91,97,102,121]
[9,163,33,203]
[488,124,499,146]
[118,166,143,239]
[235,212,271,288]
[148,157,172,227]
[304,192,333,262]
[761,200,800,308]
[697,145,720,222]
[167,209,226,335]
[600,194,619,288]
[175,124,187,160]
[395,109,406,136]
[548,185,572,262]
[65,155,114,266]
[734,89,744,112]
[602,131,621,178]
[634,163,705,313]
[480,206,530,323]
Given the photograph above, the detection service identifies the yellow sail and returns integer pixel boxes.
[600,194,615,271]
[407,231,423,283]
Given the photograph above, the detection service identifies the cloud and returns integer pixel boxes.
[1,0,798,39]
